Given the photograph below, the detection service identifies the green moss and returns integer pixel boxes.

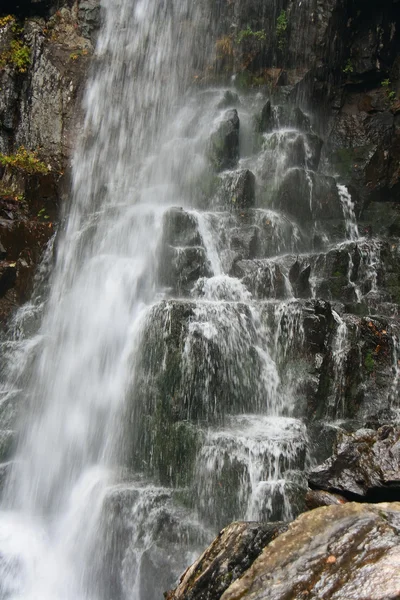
[364,351,375,374]
[276,10,288,51]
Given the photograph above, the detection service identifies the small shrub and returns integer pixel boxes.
[236,27,266,44]
[9,39,31,72]
[343,59,353,75]
[381,78,397,103]
[0,19,31,73]
[0,147,50,175]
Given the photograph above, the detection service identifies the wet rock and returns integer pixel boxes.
[217,91,240,109]
[309,425,400,501]
[213,170,255,211]
[257,103,311,133]
[78,0,101,42]
[274,169,343,229]
[257,100,273,133]
[305,489,348,510]
[233,259,287,299]
[161,208,202,248]
[166,521,288,600]
[219,503,400,600]
[158,245,211,296]
[208,110,240,172]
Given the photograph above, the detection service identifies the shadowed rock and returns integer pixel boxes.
[309,425,400,500]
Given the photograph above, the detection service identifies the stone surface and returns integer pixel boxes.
[208,109,240,172]
[167,503,400,600]
[309,425,400,500]
[167,521,288,600]
[220,503,400,600]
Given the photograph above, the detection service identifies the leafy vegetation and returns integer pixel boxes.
[0,182,24,201]
[276,10,288,51]
[364,351,375,374]
[343,59,354,75]
[70,48,89,61]
[236,27,266,44]
[381,78,397,102]
[0,15,14,29]
[0,147,50,175]
[0,17,31,73]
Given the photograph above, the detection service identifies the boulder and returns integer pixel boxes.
[168,503,400,600]
[212,169,255,211]
[221,503,400,600]
[208,110,240,172]
[309,425,400,500]
[166,521,288,600]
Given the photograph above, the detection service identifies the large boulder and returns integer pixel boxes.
[169,503,400,600]
[166,521,288,600]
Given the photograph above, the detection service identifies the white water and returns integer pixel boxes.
[338,184,359,241]
[0,1,210,598]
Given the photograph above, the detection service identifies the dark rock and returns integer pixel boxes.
[274,169,343,228]
[161,208,202,248]
[217,91,240,109]
[305,489,348,510]
[309,426,400,501]
[208,110,240,172]
[158,245,211,295]
[166,521,288,600]
[257,100,273,133]
[233,259,287,299]
[213,170,255,211]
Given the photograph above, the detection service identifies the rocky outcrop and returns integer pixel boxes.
[168,502,400,600]
[0,0,99,324]
[309,425,400,501]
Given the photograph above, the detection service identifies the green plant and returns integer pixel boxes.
[37,207,50,219]
[0,182,23,201]
[236,27,267,44]
[364,351,375,374]
[381,78,397,102]
[343,59,353,75]
[276,9,288,51]
[70,48,89,61]
[0,15,14,29]
[0,19,31,73]
[0,147,50,175]
[9,39,31,72]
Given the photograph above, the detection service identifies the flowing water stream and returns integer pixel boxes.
[0,1,398,599]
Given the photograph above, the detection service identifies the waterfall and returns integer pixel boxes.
[0,1,212,598]
[0,0,396,598]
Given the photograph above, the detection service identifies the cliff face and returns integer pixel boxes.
[0,0,99,323]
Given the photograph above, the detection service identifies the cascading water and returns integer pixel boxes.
[0,1,399,599]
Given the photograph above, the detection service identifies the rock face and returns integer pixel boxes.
[0,0,99,324]
[168,503,400,600]
[309,425,400,500]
